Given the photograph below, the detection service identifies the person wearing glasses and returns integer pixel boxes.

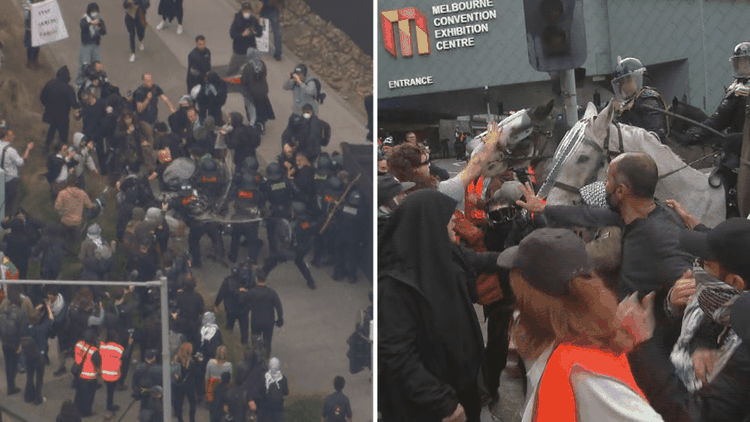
[386,122,503,202]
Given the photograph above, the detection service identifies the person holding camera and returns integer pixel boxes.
[76,3,107,86]
[124,0,149,63]
[282,63,318,116]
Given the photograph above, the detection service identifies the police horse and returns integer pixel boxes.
[538,100,726,228]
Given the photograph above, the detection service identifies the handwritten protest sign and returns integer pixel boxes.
[257,18,270,53]
[31,0,68,47]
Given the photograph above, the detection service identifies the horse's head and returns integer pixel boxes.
[479,99,556,177]
[540,103,610,205]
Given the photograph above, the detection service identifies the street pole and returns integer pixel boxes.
[160,276,171,422]
[560,69,578,128]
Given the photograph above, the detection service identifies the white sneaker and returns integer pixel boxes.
[156,20,165,30]
[129,53,135,62]
[139,41,145,51]
[176,25,183,35]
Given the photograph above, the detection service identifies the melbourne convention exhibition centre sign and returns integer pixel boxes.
[379,0,530,99]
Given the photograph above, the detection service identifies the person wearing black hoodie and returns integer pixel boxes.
[227,2,262,76]
[2,217,32,280]
[76,3,106,86]
[224,112,260,167]
[40,66,80,152]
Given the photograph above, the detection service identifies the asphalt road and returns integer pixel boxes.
[1,0,373,419]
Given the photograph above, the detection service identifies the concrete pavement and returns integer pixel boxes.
[3,0,373,419]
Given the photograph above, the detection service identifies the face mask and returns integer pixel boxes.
[90,12,98,18]
[243,13,251,19]
[303,113,312,120]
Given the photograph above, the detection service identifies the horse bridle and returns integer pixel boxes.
[550,124,625,195]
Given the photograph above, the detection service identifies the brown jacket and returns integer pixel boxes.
[54,187,95,227]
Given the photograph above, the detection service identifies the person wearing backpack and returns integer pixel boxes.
[283,64,320,116]
[321,376,352,422]
[0,122,34,218]
[258,357,288,422]
[0,291,29,396]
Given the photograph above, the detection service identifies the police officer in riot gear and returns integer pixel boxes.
[312,175,344,267]
[170,185,224,268]
[332,189,364,283]
[687,42,750,217]
[228,173,264,264]
[193,155,227,203]
[611,57,669,141]
[262,161,294,256]
[260,201,317,289]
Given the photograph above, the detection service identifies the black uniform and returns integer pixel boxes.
[262,164,294,255]
[312,176,344,267]
[228,174,264,264]
[617,87,669,142]
[261,205,318,289]
[172,188,223,268]
[332,190,364,283]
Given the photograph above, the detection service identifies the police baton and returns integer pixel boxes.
[319,173,362,235]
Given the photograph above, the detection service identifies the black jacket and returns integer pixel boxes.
[81,100,106,141]
[229,13,262,55]
[544,202,693,299]
[79,14,106,45]
[226,124,260,167]
[186,47,211,88]
[246,286,282,327]
[40,67,79,126]
[215,275,250,314]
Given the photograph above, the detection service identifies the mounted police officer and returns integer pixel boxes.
[228,173,264,264]
[611,56,669,142]
[689,42,750,217]
[262,161,294,256]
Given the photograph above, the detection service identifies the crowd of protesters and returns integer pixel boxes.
[1,0,368,420]
[378,58,750,421]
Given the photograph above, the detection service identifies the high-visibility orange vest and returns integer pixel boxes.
[99,341,124,382]
[465,176,486,225]
[533,343,646,422]
[75,341,99,380]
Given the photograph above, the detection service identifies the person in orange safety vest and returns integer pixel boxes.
[496,228,664,422]
[73,329,101,417]
[100,329,131,412]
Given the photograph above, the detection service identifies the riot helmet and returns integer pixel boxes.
[265,161,284,181]
[291,201,307,218]
[731,42,750,79]
[199,157,218,176]
[347,190,363,207]
[316,153,332,173]
[241,156,259,175]
[487,181,524,226]
[327,175,345,195]
[611,57,646,101]
[239,173,258,191]
[331,152,344,173]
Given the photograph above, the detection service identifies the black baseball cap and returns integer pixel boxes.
[496,228,593,296]
[679,217,750,281]
[378,174,414,206]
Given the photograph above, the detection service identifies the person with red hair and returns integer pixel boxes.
[497,228,664,422]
